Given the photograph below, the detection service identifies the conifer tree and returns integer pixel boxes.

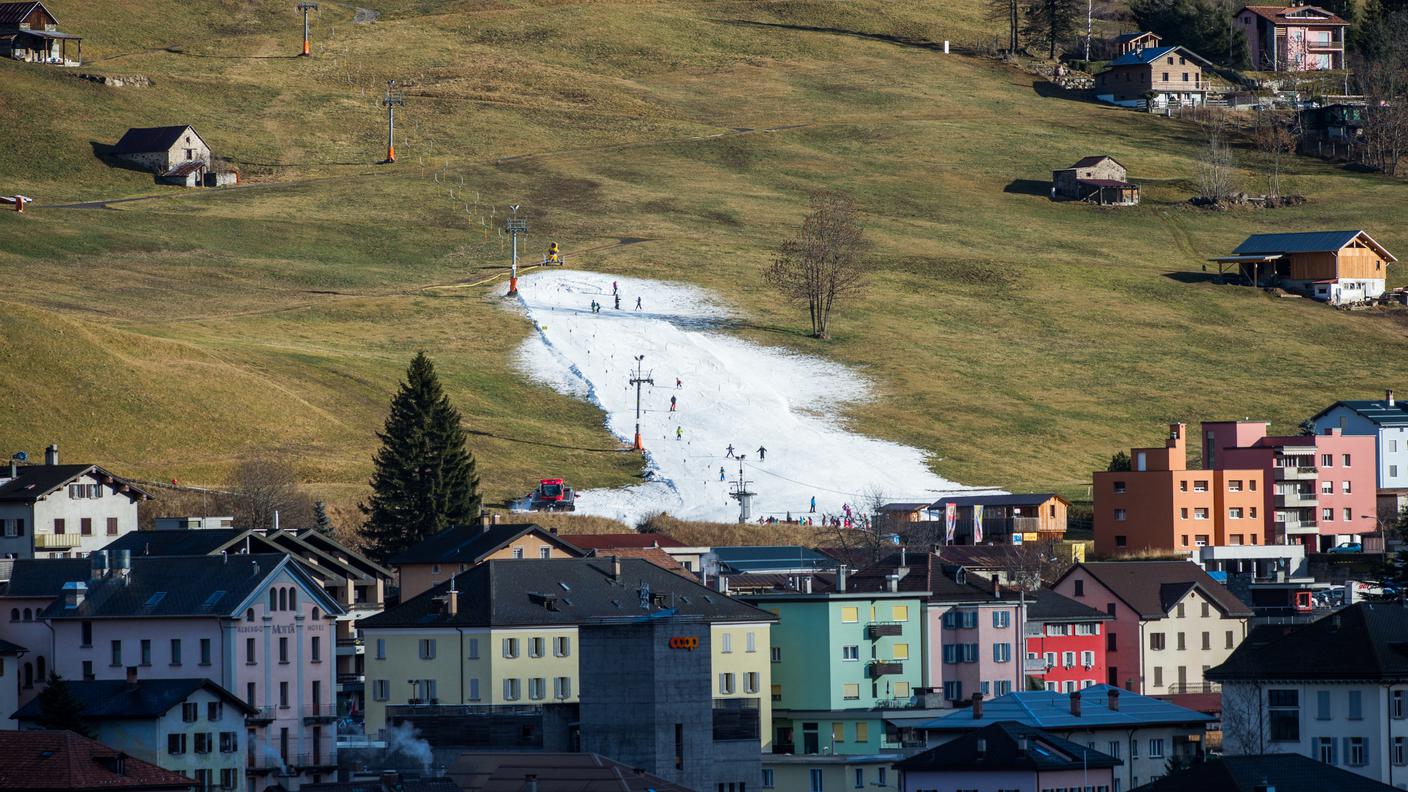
[360,353,481,563]
[313,501,333,535]
[34,672,93,738]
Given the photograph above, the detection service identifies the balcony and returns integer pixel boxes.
[867,661,903,678]
[1278,521,1319,535]
[1024,657,1049,674]
[866,622,904,639]
[335,638,362,657]
[302,704,339,724]
[1275,492,1317,508]
[1165,682,1221,694]
[34,533,83,550]
[1274,466,1317,481]
[246,706,276,724]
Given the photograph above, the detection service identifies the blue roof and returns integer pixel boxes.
[1233,230,1394,259]
[1110,45,1177,66]
[917,685,1212,731]
[711,546,837,573]
[1311,399,1408,427]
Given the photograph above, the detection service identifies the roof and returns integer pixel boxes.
[710,545,839,573]
[596,546,695,578]
[1208,602,1408,682]
[100,529,274,558]
[40,554,343,620]
[848,550,1008,604]
[1,559,92,598]
[301,780,456,792]
[359,557,774,630]
[1070,155,1123,169]
[561,532,685,549]
[0,464,149,504]
[447,752,693,792]
[1232,229,1396,261]
[110,126,200,155]
[1309,398,1408,427]
[0,638,28,655]
[1077,178,1138,189]
[1108,45,1213,68]
[0,2,51,25]
[1059,561,1253,619]
[1238,4,1350,26]
[1132,753,1398,792]
[1025,589,1114,623]
[1114,31,1159,43]
[388,522,585,566]
[12,678,253,722]
[919,684,1212,731]
[283,529,394,578]
[876,502,932,513]
[0,730,195,791]
[896,721,1121,773]
[161,161,206,177]
[929,493,1067,510]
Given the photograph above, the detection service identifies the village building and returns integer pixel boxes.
[0,637,26,728]
[1235,5,1349,71]
[1210,229,1395,305]
[927,493,1070,544]
[1311,391,1408,507]
[0,2,80,66]
[896,721,1121,792]
[1133,753,1402,792]
[388,520,586,600]
[0,558,88,705]
[1023,590,1112,694]
[1113,31,1162,57]
[0,448,150,560]
[1095,46,1210,110]
[1051,561,1252,697]
[0,730,198,792]
[109,126,222,187]
[1051,156,1140,206]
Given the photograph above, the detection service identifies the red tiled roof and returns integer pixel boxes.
[1239,5,1349,25]
[560,532,685,549]
[0,731,195,791]
[599,546,696,578]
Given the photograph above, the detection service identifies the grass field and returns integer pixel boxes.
[2,0,1406,526]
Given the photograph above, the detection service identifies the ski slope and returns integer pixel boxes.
[514,270,994,524]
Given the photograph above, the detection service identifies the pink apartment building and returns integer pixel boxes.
[1234,5,1349,71]
[42,551,343,792]
[1203,420,1376,550]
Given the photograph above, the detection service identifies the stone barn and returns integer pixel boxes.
[1051,156,1140,206]
[110,125,211,184]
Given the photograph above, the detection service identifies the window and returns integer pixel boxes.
[1323,507,1334,522]
[200,639,211,666]
[1316,690,1332,720]
[1321,479,1333,494]
[1268,689,1300,742]
[834,723,847,744]
[279,681,289,708]
[372,680,389,701]
[183,702,199,722]
[943,681,963,700]
[770,646,782,663]
[1394,690,1406,719]
[503,638,520,658]
[1349,689,1363,720]
[875,767,885,786]
[719,673,736,694]
[1226,630,1234,649]
[553,636,570,657]
[110,640,122,667]
[1114,508,1127,521]
[994,680,1011,695]
[219,732,238,753]
[745,672,760,694]
[1344,454,1352,466]
[170,639,182,666]
[529,637,545,658]
[851,767,862,788]
[503,678,521,701]
[194,770,212,792]
[512,547,524,559]
[1180,508,1188,520]
[1107,740,1121,759]
[1229,508,1243,519]
[53,518,65,535]
[762,769,775,789]
[857,721,869,742]
[194,733,212,754]
[79,621,92,646]
[79,517,92,536]
[1318,736,1336,764]
[1193,508,1208,520]
[375,639,386,660]
[1194,480,1208,492]
[1396,737,1407,767]
[840,607,859,623]
[528,677,546,700]
[311,636,321,662]
[1177,633,1186,651]
[1180,481,1189,492]
[842,645,859,661]
[1148,738,1165,758]
[771,684,782,701]
[1322,453,1333,467]
[1153,667,1163,688]
[1081,650,1095,667]
[1074,579,1084,597]
[1344,507,1353,522]
[220,769,237,790]
[538,546,551,559]
[552,676,572,699]
[82,661,93,680]
[1200,631,1210,650]
[1149,633,1165,651]
[994,643,1011,663]
[721,633,733,654]
[809,768,824,792]
[993,611,1010,628]
[746,632,757,652]
[278,637,289,664]
[1229,479,1242,492]
[1348,736,1367,766]
[1113,481,1126,493]
[842,683,860,700]
[892,643,910,660]
[246,638,257,665]
[168,734,187,755]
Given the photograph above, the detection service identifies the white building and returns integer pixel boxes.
[0,447,150,559]
[1312,392,1408,493]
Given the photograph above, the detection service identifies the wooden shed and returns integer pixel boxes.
[0,1,80,65]
[1210,229,1396,305]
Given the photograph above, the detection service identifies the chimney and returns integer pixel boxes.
[126,665,138,688]
[975,737,987,758]
[992,575,1001,598]
[6,460,16,480]
[610,555,621,580]
[970,692,984,719]
[62,580,86,609]
[886,573,899,593]
[549,526,558,535]
[90,551,108,581]
[479,514,492,533]
[524,775,538,792]
[1389,389,1396,408]
[900,546,907,567]
[836,565,847,592]
[491,513,501,525]
[45,444,58,466]
[1070,690,1082,717]
[113,549,131,580]
[719,575,729,594]
[804,576,813,594]
[1107,688,1120,711]
[380,771,399,791]
[446,576,459,617]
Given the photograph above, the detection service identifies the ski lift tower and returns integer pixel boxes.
[629,355,653,451]
[380,80,404,164]
[729,454,756,524]
[505,204,527,296]
[296,1,318,56]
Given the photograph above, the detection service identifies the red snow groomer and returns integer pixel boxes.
[528,478,576,511]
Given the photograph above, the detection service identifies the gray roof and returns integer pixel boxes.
[1109,45,1213,68]
[1233,229,1395,260]
[897,721,1121,772]
[1132,753,1399,792]
[100,529,278,558]
[918,685,1212,731]
[111,126,202,155]
[359,557,774,630]
[1208,602,1408,682]
[0,638,27,655]
[0,464,148,504]
[1025,590,1113,623]
[1310,398,1408,427]
[1,559,91,598]
[1057,561,1253,619]
[0,2,50,25]
[40,554,343,620]
[929,493,1065,510]
[711,545,839,573]
[388,522,584,566]
[11,678,252,722]
[447,752,693,792]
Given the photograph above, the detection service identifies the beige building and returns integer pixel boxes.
[390,521,587,600]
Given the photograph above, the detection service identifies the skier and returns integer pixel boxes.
[719,466,726,481]
[676,426,683,441]
[614,293,621,310]
[810,496,816,513]
[669,395,677,412]
[756,445,767,461]
[725,444,735,458]
[612,281,619,295]
[635,296,643,310]
[676,377,682,389]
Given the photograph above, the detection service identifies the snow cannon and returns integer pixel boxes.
[528,478,576,512]
[546,242,560,265]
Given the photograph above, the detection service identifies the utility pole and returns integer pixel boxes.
[729,454,756,524]
[297,1,318,57]
[506,204,526,296]
[381,80,404,164]
[629,355,653,452]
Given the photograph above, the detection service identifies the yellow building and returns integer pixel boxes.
[389,522,587,600]
[359,557,775,744]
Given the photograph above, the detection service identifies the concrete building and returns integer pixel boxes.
[1051,561,1251,696]
[0,730,198,792]
[388,521,586,600]
[1023,590,1112,694]
[1209,603,1408,789]
[0,637,26,728]
[1204,420,1378,550]
[904,686,1211,792]
[1311,391,1408,492]
[1094,423,1266,555]
[897,721,1120,792]
[0,557,89,702]
[0,449,150,560]
[13,673,252,792]
[42,552,345,790]
[1235,4,1349,71]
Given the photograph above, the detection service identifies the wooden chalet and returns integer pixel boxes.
[1210,229,1396,305]
[0,1,79,65]
[1113,31,1161,56]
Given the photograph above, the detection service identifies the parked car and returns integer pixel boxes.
[1329,542,1362,553]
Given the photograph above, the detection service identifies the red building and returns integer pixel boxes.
[1202,420,1377,551]
[1022,590,1111,693]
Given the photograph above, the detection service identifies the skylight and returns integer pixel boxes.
[200,591,226,610]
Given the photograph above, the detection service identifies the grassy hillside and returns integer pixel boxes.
[2,0,1406,520]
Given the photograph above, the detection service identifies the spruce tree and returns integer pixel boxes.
[35,672,93,738]
[313,501,333,535]
[360,353,481,564]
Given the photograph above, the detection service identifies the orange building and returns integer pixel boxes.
[1094,423,1266,556]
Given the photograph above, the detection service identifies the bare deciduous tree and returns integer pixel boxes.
[766,191,870,340]
[1189,107,1241,201]
[823,488,893,566]
[1251,108,1300,198]
[1000,539,1073,590]
[229,457,313,531]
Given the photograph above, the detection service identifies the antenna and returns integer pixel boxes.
[296,1,318,57]
[380,80,405,163]
[729,454,756,524]
[505,204,527,296]
[629,355,654,451]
